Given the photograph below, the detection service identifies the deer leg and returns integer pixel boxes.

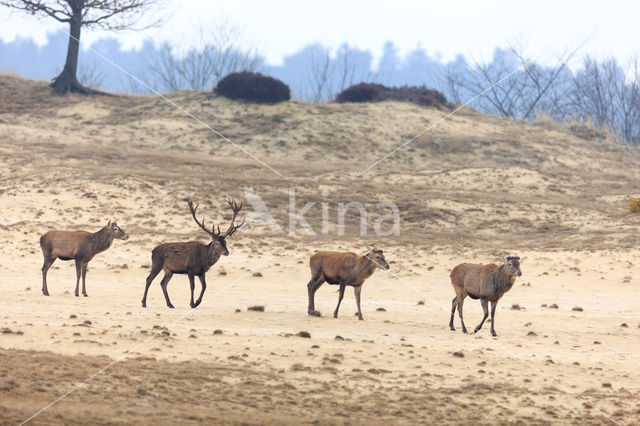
[159,271,174,308]
[457,296,468,334]
[188,274,196,308]
[81,262,89,297]
[333,283,346,318]
[354,285,364,320]
[449,296,458,331]
[490,300,498,337]
[41,257,55,296]
[142,264,162,308]
[74,259,82,297]
[307,274,325,316]
[193,275,206,308]
[474,298,489,333]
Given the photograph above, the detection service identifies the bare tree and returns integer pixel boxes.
[445,44,580,121]
[146,22,263,92]
[77,55,105,88]
[307,44,332,102]
[0,0,163,94]
[146,42,183,92]
[570,56,640,144]
[510,43,577,120]
[304,43,378,102]
[335,44,378,93]
[336,44,356,93]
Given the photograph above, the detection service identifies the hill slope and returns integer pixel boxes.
[1,75,638,251]
[1,76,640,426]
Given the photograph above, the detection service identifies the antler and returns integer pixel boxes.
[187,199,220,237]
[223,197,245,237]
[370,243,381,253]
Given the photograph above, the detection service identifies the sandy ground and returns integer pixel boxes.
[1,249,640,424]
[1,76,640,424]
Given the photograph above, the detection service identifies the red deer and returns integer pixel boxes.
[141,198,245,308]
[306,246,389,320]
[449,256,522,336]
[40,221,129,297]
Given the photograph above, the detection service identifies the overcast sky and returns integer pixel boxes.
[0,0,637,68]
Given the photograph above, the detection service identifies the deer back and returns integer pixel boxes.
[152,241,219,274]
[451,263,498,290]
[311,251,374,284]
[41,230,92,259]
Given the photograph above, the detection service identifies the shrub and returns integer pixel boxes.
[629,197,640,213]
[335,83,385,103]
[215,72,290,104]
[335,82,449,108]
[388,85,448,107]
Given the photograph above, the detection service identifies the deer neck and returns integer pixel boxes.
[358,255,378,279]
[490,265,516,295]
[207,242,223,266]
[88,227,114,254]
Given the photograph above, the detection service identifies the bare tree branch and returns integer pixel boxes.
[0,0,165,94]
[145,22,264,92]
[0,0,71,22]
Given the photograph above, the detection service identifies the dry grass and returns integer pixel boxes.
[1,75,639,251]
[0,348,632,425]
[2,76,640,425]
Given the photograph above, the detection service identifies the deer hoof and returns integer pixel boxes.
[358,316,364,321]
[308,310,321,317]
[462,329,468,334]
[473,328,479,334]
[74,293,79,297]
[141,303,146,308]
[167,304,175,309]
[43,292,49,296]
[491,331,497,337]
[83,294,88,297]
[450,326,455,332]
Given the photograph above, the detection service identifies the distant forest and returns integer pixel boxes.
[2,29,639,145]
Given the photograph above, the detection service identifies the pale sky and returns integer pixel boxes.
[0,0,638,69]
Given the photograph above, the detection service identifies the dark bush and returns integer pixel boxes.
[215,72,290,104]
[388,85,448,107]
[336,83,449,108]
[335,83,386,103]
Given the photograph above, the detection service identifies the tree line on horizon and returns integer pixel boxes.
[1,29,639,145]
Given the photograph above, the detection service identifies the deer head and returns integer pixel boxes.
[187,198,245,257]
[505,255,522,277]
[366,244,390,270]
[106,220,129,240]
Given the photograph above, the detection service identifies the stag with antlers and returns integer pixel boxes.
[141,198,245,308]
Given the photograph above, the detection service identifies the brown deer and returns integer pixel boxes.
[40,221,129,297]
[306,246,389,320]
[141,198,245,308]
[449,256,522,337]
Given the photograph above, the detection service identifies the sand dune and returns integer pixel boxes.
[0,76,639,424]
